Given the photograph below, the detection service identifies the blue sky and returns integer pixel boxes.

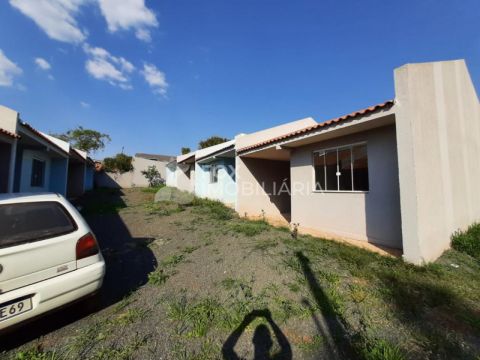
[0,0,479,158]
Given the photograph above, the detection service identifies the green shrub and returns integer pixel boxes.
[451,223,480,260]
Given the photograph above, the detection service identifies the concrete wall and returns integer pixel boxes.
[236,118,316,150]
[195,158,236,206]
[166,163,177,187]
[394,59,480,264]
[95,171,133,188]
[176,164,195,193]
[236,156,291,222]
[49,158,68,195]
[131,157,168,187]
[19,149,52,193]
[290,125,402,249]
[0,105,19,133]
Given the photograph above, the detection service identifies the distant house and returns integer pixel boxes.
[195,140,236,207]
[0,105,70,196]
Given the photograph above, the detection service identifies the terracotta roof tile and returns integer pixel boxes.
[0,128,21,139]
[238,100,394,153]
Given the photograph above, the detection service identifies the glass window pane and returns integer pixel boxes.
[31,159,45,187]
[338,148,352,191]
[325,149,338,191]
[353,144,369,191]
[313,152,325,190]
[0,202,76,248]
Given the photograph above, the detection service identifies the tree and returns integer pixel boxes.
[103,153,133,173]
[198,136,229,149]
[141,166,164,187]
[52,126,111,153]
[181,147,191,155]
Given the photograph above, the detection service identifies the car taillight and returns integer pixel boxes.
[76,233,99,260]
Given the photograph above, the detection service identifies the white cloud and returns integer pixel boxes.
[0,49,23,87]
[9,0,87,44]
[98,0,157,42]
[142,63,168,96]
[35,57,51,70]
[80,101,90,108]
[83,43,135,89]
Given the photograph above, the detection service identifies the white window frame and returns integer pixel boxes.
[312,141,369,193]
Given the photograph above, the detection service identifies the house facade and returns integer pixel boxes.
[194,140,236,207]
[0,105,95,198]
[175,151,196,193]
[236,59,480,264]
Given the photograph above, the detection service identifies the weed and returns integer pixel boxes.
[148,268,170,285]
[15,347,58,360]
[229,219,269,236]
[191,197,234,220]
[141,185,165,193]
[363,339,405,360]
[93,334,148,360]
[144,201,183,216]
[253,239,278,252]
[113,308,149,326]
[451,223,480,260]
[162,254,185,267]
[297,335,324,352]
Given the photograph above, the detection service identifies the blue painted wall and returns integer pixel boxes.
[49,158,68,196]
[195,158,236,206]
[85,165,94,191]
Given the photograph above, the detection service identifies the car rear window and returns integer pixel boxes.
[0,201,77,249]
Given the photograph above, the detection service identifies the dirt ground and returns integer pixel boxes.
[1,188,479,360]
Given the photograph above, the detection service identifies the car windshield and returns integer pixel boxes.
[0,201,77,248]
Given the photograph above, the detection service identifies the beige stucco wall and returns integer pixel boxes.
[0,105,19,134]
[131,157,168,187]
[395,59,480,264]
[235,117,316,150]
[290,125,402,249]
[236,156,291,222]
[176,164,195,193]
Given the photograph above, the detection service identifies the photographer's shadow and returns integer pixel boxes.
[222,309,292,360]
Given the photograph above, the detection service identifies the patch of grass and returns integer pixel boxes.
[191,197,234,220]
[183,245,201,254]
[93,334,148,360]
[451,223,480,260]
[363,340,405,360]
[148,268,171,286]
[15,347,58,360]
[113,308,149,326]
[144,201,183,216]
[141,185,165,193]
[253,239,278,252]
[229,219,270,237]
[162,254,185,267]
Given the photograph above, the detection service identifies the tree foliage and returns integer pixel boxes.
[52,126,111,153]
[181,147,191,155]
[103,153,133,173]
[198,136,229,149]
[141,166,164,187]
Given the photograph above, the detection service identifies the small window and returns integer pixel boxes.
[31,159,45,187]
[210,164,219,183]
[313,143,369,192]
[0,202,77,249]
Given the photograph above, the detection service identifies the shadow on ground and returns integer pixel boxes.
[0,189,157,352]
[222,309,292,360]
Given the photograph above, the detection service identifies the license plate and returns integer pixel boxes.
[0,297,33,322]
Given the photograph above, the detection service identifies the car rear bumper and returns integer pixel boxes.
[0,260,105,331]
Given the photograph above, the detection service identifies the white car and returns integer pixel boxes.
[0,193,105,332]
